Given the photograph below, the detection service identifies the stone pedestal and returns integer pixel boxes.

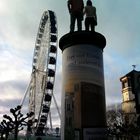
[59,31,107,140]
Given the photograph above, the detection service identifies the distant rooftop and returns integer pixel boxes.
[120,70,140,81]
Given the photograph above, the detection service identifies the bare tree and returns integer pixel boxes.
[3,105,34,140]
[106,108,140,139]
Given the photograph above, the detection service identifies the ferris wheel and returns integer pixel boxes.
[21,10,60,135]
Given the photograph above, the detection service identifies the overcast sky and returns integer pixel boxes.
[0,0,140,127]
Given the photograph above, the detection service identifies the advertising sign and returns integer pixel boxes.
[63,44,104,86]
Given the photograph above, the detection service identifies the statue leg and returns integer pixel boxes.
[77,13,83,31]
[85,17,90,31]
[91,18,95,31]
[70,13,76,32]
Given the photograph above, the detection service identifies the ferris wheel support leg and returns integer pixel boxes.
[20,79,32,106]
[52,94,61,120]
[49,111,53,131]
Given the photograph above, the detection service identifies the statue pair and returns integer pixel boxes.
[67,0,97,32]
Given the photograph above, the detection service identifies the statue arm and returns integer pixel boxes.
[67,0,71,13]
[95,8,97,25]
[83,7,86,15]
[94,7,97,22]
[82,0,84,10]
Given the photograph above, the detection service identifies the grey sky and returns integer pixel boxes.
[0,0,140,127]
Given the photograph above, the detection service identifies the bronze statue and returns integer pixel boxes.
[67,0,84,32]
[83,0,97,31]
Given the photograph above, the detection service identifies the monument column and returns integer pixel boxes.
[59,31,107,140]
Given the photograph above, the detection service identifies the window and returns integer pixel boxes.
[122,80,128,88]
[67,103,71,111]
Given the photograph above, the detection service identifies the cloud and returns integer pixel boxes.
[0,0,62,122]
[96,0,140,58]
[0,0,140,126]
[0,80,27,101]
[95,0,140,107]
[104,54,122,105]
[0,46,31,82]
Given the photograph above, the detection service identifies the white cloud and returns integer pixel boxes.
[0,48,31,82]
[0,85,23,101]
[0,1,9,15]
[0,106,9,114]
[0,0,140,126]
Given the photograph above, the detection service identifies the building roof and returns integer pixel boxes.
[120,70,140,81]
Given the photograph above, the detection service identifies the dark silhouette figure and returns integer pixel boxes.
[67,0,84,32]
[83,0,97,31]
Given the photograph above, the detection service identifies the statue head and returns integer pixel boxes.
[87,0,92,6]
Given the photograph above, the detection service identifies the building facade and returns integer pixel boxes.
[120,70,140,125]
